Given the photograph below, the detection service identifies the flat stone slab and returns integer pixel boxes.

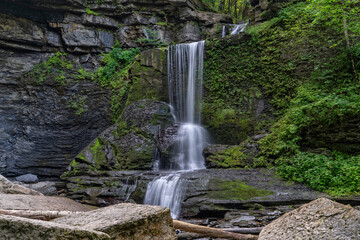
[0,214,110,240]
[53,203,176,240]
[0,194,94,212]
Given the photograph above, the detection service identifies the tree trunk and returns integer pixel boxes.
[173,220,258,240]
[343,13,359,81]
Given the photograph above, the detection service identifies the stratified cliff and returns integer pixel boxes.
[0,0,231,178]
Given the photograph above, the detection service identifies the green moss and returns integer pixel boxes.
[26,51,74,85]
[90,138,108,169]
[206,179,273,200]
[85,8,99,16]
[156,21,167,26]
[207,146,248,168]
[203,2,340,144]
[66,95,87,115]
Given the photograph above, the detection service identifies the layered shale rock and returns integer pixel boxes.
[0,0,230,178]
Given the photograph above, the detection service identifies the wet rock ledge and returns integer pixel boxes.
[59,168,360,229]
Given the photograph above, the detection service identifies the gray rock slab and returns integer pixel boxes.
[15,173,39,183]
[21,181,58,196]
[53,203,176,240]
[0,174,42,196]
[0,194,94,212]
[259,198,360,240]
[0,214,110,240]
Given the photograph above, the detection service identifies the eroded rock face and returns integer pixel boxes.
[258,198,360,240]
[0,0,230,179]
[0,0,231,53]
[0,50,112,177]
[52,203,176,240]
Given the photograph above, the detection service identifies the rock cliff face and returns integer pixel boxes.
[0,0,231,178]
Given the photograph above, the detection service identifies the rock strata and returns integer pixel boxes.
[0,0,231,178]
[258,198,360,240]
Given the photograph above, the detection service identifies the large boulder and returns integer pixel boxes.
[15,173,39,183]
[0,214,110,240]
[203,134,266,168]
[52,203,176,240]
[0,193,94,212]
[258,198,360,240]
[61,99,175,176]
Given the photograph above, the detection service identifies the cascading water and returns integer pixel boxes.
[222,22,248,38]
[230,22,248,35]
[222,25,226,38]
[144,41,208,218]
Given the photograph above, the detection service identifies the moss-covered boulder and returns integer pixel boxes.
[203,134,267,168]
[62,100,174,178]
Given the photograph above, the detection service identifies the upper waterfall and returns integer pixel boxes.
[167,40,208,170]
[167,41,205,124]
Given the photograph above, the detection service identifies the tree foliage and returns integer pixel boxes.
[202,0,248,22]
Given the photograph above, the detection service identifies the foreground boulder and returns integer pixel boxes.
[0,214,110,240]
[0,174,42,195]
[258,198,360,240]
[0,194,94,212]
[52,203,176,240]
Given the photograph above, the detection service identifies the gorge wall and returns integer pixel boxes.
[0,0,231,178]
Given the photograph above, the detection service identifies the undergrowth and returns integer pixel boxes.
[96,42,140,120]
[205,1,360,196]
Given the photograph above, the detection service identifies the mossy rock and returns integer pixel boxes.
[61,100,174,178]
[205,179,273,201]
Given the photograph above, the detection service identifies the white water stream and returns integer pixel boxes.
[144,41,208,218]
[230,22,248,35]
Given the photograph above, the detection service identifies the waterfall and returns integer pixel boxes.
[222,25,226,38]
[144,41,208,218]
[142,27,150,39]
[230,22,248,35]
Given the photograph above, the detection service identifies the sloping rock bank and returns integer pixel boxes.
[59,168,360,228]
